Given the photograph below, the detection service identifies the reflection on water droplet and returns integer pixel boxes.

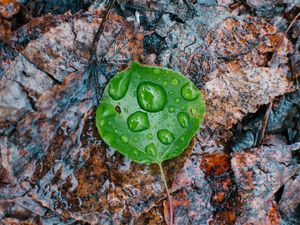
[171,78,179,86]
[137,82,167,112]
[127,111,150,132]
[121,135,128,143]
[147,133,153,139]
[168,106,175,113]
[175,98,181,104]
[145,143,156,154]
[177,112,189,128]
[181,83,199,101]
[169,90,174,95]
[108,72,130,100]
[157,129,174,145]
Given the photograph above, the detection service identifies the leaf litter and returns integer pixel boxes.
[0,0,300,224]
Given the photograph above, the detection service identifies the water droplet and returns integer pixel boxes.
[163,115,168,119]
[137,74,141,79]
[163,81,168,86]
[114,129,119,134]
[147,133,153,139]
[191,108,197,116]
[180,136,185,141]
[133,150,138,155]
[157,129,174,145]
[127,111,150,132]
[154,68,160,74]
[108,121,112,125]
[177,112,189,128]
[121,135,128,143]
[171,78,179,86]
[181,83,199,101]
[145,143,156,154]
[181,106,186,110]
[158,152,163,156]
[99,104,116,118]
[175,98,181,104]
[108,72,130,100]
[169,90,174,95]
[133,137,138,142]
[102,132,114,144]
[99,120,105,126]
[168,106,175,113]
[124,107,128,113]
[137,82,167,112]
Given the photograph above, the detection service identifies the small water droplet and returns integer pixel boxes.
[168,106,175,113]
[108,72,130,100]
[124,107,128,113]
[145,143,156,154]
[175,98,181,103]
[154,68,160,74]
[191,108,197,115]
[163,115,168,119]
[163,81,168,86]
[158,152,163,156]
[127,111,150,132]
[121,135,128,143]
[133,137,138,142]
[157,129,174,145]
[99,120,105,126]
[147,133,153,139]
[181,83,199,101]
[102,132,114,144]
[180,136,185,141]
[181,106,186,110]
[114,129,119,134]
[133,150,138,155]
[137,74,141,79]
[171,78,179,86]
[169,90,174,95]
[108,121,112,125]
[137,82,167,112]
[99,104,116,118]
[177,112,189,128]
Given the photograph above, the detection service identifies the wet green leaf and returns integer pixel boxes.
[95,62,205,164]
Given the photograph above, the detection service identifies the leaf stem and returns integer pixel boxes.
[158,162,173,225]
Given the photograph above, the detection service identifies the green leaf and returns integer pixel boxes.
[95,62,205,164]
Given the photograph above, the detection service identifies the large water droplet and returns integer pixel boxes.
[127,111,150,132]
[99,104,116,118]
[181,83,199,101]
[145,143,156,155]
[177,112,189,128]
[157,129,174,145]
[108,72,131,100]
[121,135,128,143]
[137,82,167,112]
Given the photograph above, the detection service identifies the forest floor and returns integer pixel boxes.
[0,0,300,224]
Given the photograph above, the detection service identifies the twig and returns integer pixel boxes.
[256,102,272,147]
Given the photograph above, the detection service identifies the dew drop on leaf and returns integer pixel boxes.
[168,106,175,113]
[127,111,150,132]
[121,135,128,143]
[171,78,179,86]
[177,112,189,128]
[99,104,116,118]
[175,98,181,104]
[108,71,130,100]
[137,82,167,112]
[157,129,174,145]
[147,133,153,139]
[181,83,199,101]
[145,143,156,154]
